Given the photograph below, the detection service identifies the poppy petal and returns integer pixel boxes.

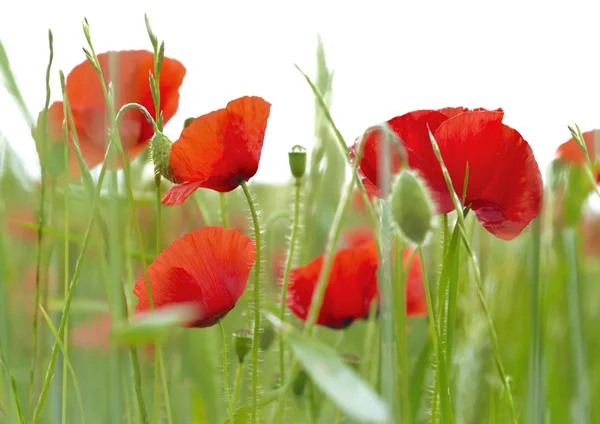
[429,110,543,240]
[169,96,271,193]
[161,181,205,206]
[556,129,599,165]
[133,227,256,327]
[287,241,379,329]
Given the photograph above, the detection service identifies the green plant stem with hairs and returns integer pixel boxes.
[239,180,262,424]
[276,179,302,422]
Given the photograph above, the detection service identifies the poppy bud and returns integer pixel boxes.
[341,353,360,371]
[259,323,276,351]
[183,117,195,129]
[232,328,252,363]
[391,170,435,245]
[288,145,307,179]
[292,368,308,396]
[150,132,180,184]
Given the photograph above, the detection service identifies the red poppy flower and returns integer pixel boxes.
[161,96,271,206]
[133,226,255,328]
[350,108,543,240]
[286,241,380,329]
[35,50,186,179]
[286,241,426,329]
[340,227,375,249]
[555,129,600,183]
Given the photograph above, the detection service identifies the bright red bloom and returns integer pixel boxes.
[555,129,600,183]
[162,96,271,206]
[133,226,256,328]
[36,50,186,179]
[286,241,426,329]
[350,108,543,240]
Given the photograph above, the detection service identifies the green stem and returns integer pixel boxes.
[393,234,411,423]
[418,246,449,423]
[28,30,54,415]
[220,192,229,228]
[231,362,244,408]
[32,150,112,422]
[276,180,302,422]
[563,228,590,423]
[240,181,262,424]
[219,321,235,422]
[60,100,71,424]
[527,217,544,424]
[0,340,25,424]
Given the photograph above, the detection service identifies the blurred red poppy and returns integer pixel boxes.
[162,96,271,206]
[555,129,600,183]
[133,226,255,328]
[35,50,186,179]
[340,227,375,249]
[350,108,543,240]
[71,314,111,351]
[285,241,425,329]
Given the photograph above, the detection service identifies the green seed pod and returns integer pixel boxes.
[150,132,180,184]
[232,328,253,363]
[259,323,276,351]
[288,145,307,179]
[391,170,435,245]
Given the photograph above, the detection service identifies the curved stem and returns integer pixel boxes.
[240,181,262,424]
[220,193,229,228]
[219,321,234,422]
[276,181,302,422]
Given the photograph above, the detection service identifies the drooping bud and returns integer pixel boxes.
[340,353,360,372]
[183,117,195,129]
[232,328,252,363]
[391,170,435,245]
[150,132,180,184]
[288,145,307,179]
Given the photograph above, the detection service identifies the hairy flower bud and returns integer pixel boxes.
[150,132,180,184]
[232,328,252,363]
[391,170,435,245]
[288,145,307,179]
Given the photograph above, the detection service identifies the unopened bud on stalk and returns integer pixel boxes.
[341,353,361,372]
[150,132,180,184]
[232,328,252,363]
[288,145,307,179]
[259,323,276,351]
[391,170,435,245]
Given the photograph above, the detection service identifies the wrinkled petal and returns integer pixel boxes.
[429,111,543,240]
[169,96,271,194]
[133,227,256,328]
[161,181,205,206]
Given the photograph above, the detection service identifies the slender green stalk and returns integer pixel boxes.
[240,181,262,424]
[427,131,516,422]
[60,89,71,424]
[393,234,411,423]
[32,150,112,422]
[0,340,25,424]
[563,228,589,423]
[193,194,210,227]
[265,211,292,288]
[527,217,544,424]
[276,180,302,422]
[418,244,452,423]
[220,193,229,228]
[28,30,54,414]
[219,321,235,422]
[231,362,244,408]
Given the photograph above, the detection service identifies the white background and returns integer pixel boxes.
[1,0,599,184]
